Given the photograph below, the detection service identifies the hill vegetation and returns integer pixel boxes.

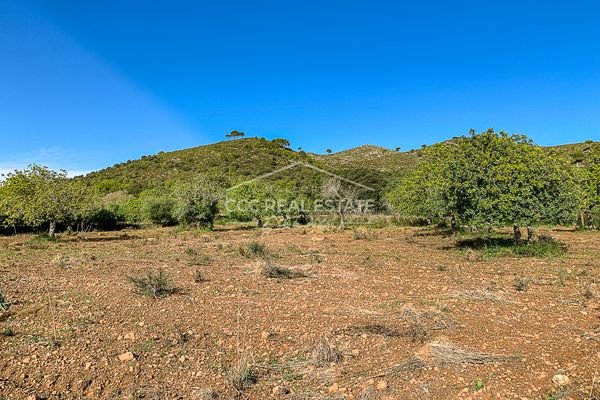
[1,131,599,235]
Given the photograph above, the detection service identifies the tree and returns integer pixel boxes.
[271,138,290,148]
[325,149,333,154]
[226,180,270,227]
[0,165,94,236]
[226,130,245,140]
[172,176,221,229]
[395,147,401,152]
[387,130,578,242]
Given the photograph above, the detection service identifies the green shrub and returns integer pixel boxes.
[140,189,176,226]
[128,268,176,298]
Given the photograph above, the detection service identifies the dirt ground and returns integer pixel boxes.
[0,226,599,399]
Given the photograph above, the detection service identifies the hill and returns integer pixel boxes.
[84,137,600,196]
[85,138,420,195]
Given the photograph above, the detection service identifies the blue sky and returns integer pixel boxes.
[1,0,599,175]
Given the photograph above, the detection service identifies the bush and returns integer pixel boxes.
[128,268,176,298]
[140,190,176,226]
[172,177,221,229]
[240,241,267,258]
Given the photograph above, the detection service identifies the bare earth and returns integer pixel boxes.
[1,226,599,399]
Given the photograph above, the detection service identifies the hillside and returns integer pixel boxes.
[85,138,420,195]
[84,137,600,196]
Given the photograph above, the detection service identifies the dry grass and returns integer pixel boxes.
[427,340,514,366]
[262,259,306,279]
[389,340,514,375]
[311,336,343,367]
[453,289,510,304]
[227,353,257,392]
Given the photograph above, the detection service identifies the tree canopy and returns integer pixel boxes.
[387,130,579,235]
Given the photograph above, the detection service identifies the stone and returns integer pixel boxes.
[552,374,570,386]
[328,383,339,393]
[118,351,135,362]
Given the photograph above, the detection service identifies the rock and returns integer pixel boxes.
[376,380,388,391]
[261,331,271,341]
[118,351,135,362]
[124,331,135,340]
[328,383,339,393]
[552,374,570,386]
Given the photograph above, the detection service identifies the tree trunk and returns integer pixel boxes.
[338,211,345,229]
[526,226,533,243]
[49,221,57,237]
[513,225,522,245]
[257,218,263,228]
[580,210,586,228]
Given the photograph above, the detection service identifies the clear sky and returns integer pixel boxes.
[1,0,599,175]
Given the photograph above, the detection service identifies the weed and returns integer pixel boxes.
[514,277,529,292]
[473,378,484,391]
[240,241,267,258]
[584,285,595,300]
[262,259,306,279]
[437,265,449,272]
[0,287,10,312]
[227,353,257,392]
[184,247,196,256]
[128,268,177,298]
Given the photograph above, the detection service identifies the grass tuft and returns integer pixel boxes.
[227,353,257,392]
[128,268,177,298]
